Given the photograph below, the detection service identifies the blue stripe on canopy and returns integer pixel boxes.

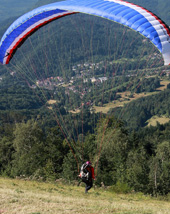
[0,9,68,63]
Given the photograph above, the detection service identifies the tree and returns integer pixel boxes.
[0,124,14,176]
[95,117,130,186]
[62,150,79,182]
[149,141,170,195]
[0,136,14,176]
[43,126,66,180]
[126,147,150,193]
[11,120,45,177]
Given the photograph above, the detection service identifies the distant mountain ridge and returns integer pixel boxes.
[0,0,38,22]
[126,0,170,25]
[0,0,170,25]
[35,0,170,25]
[0,0,169,25]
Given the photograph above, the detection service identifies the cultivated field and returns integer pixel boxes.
[1,177,170,214]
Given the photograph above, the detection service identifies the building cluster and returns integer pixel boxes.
[31,61,108,91]
[35,76,64,89]
[28,56,170,94]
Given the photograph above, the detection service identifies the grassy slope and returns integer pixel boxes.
[147,116,170,127]
[1,177,170,214]
[93,80,170,114]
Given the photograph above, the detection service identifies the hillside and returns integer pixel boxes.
[0,0,38,23]
[1,0,169,24]
[128,0,170,25]
[113,85,170,130]
[1,0,170,198]
[0,0,169,134]
[0,0,169,132]
[1,177,170,214]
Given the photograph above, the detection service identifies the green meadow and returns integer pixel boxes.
[1,177,170,214]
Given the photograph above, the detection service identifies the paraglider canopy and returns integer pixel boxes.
[0,0,170,65]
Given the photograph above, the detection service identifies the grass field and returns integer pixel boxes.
[1,177,170,214]
[147,116,170,127]
[47,100,57,105]
[93,92,154,114]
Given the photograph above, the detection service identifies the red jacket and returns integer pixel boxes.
[86,165,95,180]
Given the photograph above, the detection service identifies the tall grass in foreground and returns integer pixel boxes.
[0,177,170,214]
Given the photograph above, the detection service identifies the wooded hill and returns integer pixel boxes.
[0,0,38,23]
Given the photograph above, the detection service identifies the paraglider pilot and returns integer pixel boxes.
[78,161,95,193]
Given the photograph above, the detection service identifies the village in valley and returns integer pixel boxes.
[31,61,109,94]
[1,55,170,113]
[31,55,170,91]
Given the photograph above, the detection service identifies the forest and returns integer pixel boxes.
[1,115,170,196]
[0,0,170,197]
